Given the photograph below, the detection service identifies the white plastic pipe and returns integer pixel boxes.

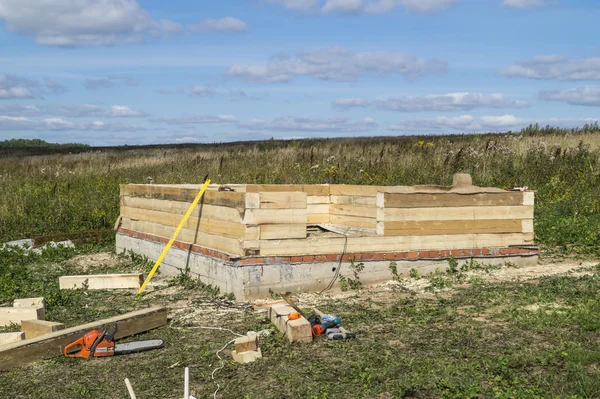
[184,367,190,399]
[124,378,137,399]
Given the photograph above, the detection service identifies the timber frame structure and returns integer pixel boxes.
[116,175,538,299]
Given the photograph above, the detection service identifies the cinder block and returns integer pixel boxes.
[21,319,65,339]
[0,332,25,346]
[234,335,259,353]
[13,297,45,309]
[232,348,262,364]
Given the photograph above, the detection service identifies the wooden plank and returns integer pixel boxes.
[254,233,535,256]
[121,185,246,208]
[121,206,245,238]
[379,219,523,236]
[382,192,525,208]
[330,195,376,206]
[0,333,24,346]
[245,193,260,209]
[13,298,44,309]
[307,196,330,205]
[523,191,535,206]
[121,218,244,255]
[378,206,534,222]
[0,307,167,371]
[21,320,65,339]
[244,225,260,240]
[260,224,306,240]
[307,204,329,214]
[121,196,244,223]
[522,219,534,233]
[259,192,307,209]
[246,184,329,196]
[0,307,44,327]
[329,185,384,196]
[330,214,377,229]
[308,214,330,224]
[269,305,312,343]
[243,209,307,225]
[59,273,144,290]
[330,204,376,218]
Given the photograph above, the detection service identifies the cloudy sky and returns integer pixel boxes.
[0,0,599,145]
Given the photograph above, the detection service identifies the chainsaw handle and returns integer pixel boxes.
[63,336,87,358]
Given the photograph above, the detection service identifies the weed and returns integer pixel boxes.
[409,268,420,279]
[339,260,365,291]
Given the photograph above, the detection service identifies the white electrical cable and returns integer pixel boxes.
[124,378,137,399]
[211,338,237,399]
[184,367,190,399]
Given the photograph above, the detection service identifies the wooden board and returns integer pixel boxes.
[378,219,523,236]
[378,205,534,222]
[121,197,244,223]
[246,184,329,196]
[21,320,65,339]
[0,333,24,346]
[243,209,307,225]
[121,185,246,208]
[330,195,376,206]
[251,233,535,256]
[260,224,306,240]
[121,218,244,255]
[13,298,44,309]
[121,206,246,239]
[380,192,525,208]
[329,185,384,196]
[307,214,330,224]
[330,214,377,229]
[0,307,44,327]
[0,307,167,371]
[268,305,312,343]
[330,204,377,219]
[59,273,144,290]
[307,204,330,215]
[307,196,330,205]
[259,192,307,209]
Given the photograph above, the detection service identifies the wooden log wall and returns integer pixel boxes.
[328,185,382,229]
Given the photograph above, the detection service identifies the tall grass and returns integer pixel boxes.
[1,123,600,252]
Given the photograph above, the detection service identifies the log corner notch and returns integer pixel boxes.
[0,307,168,371]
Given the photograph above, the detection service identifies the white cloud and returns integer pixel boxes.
[539,86,600,106]
[501,0,548,8]
[190,17,247,32]
[44,79,68,95]
[499,56,600,80]
[334,92,529,111]
[238,116,378,132]
[226,47,447,83]
[0,0,183,46]
[188,85,216,97]
[269,0,459,13]
[106,105,145,117]
[387,114,598,133]
[0,115,146,132]
[0,104,146,118]
[83,75,137,90]
[0,115,37,130]
[155,115,237,125]
[0,74,40,99]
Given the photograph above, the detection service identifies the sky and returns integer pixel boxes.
[0,0,599,145]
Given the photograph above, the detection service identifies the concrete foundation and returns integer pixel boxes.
[116,232,539,300]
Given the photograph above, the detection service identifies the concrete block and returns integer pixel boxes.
[13,297,45,309]
[0,332,25,346]
[269,305,312,343]
[0,307,45,326]
[232,348,262,364]
[21,319,65,339]
[234,335,259,353]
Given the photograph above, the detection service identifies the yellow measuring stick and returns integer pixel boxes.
[137,179,211,295]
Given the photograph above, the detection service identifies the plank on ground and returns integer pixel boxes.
[259,192,307,209]
[377,205,534,222]
[0,307,167,371]
[379,192,526,208]
[13,298,44,309]
[59,273,144,290]
[243,209,307,225]
[0,332,24,346]
[251,233,535,256]
[378,219,524,236]
[121,196,244,223]
[329,214,377,230]
[120,185,246,208]
[268,305,312,343]
[260,224,306,240]
[121,218,244,255]
[330,204,377,219]
[121,206,245,239]
[0,307,45,327]
[21,320,65,339]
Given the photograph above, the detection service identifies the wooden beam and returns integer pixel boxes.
[260,224,306,240]
[0,307,44,327]
[307,204,329,215]
[120,185,246,208]
[243,209,307,225]
[269,305,312,343]
[330,204,377,219]
[0,307,168,371]
[121,197,244,223]
[0,332,24,346]
[307,214,330,224]
[380,192,525,208]
[307,196,330,205]
[259,192,307,209]
[59,273,144,290]
[330,195,376,206]
[329,214,377,229]
[377,205,534,222]
[21,320,65,339]
[378,219,523,236]
[329,185,384,196]
[13,298,44,309]
[246,184,329,196]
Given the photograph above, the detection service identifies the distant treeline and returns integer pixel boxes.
[0,139,90,156]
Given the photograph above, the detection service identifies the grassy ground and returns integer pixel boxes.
[1,244,599,398]
[2,125,600,252]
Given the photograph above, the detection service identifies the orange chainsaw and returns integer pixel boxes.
[63,323,164,359]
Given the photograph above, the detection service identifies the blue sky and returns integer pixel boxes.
[0,0,599,145]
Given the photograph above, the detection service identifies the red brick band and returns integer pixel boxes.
[117,228,539,267]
